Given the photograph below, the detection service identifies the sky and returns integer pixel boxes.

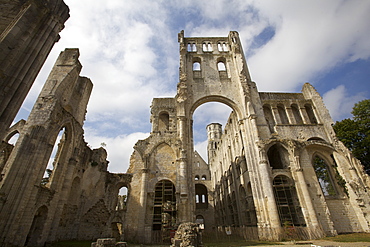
[14,0,370,173]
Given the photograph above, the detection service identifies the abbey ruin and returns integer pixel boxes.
[1,1,370,246]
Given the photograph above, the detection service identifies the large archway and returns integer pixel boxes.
[192,102,233,162]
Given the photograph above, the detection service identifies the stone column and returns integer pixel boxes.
[286,107,295,124]
[140,167,149,206]
[292,157,320,228]
[299,107,310,124]
[258,150,281,229]
[271,106,282,125]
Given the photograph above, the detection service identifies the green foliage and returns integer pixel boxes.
[313,156,336,196]
[333,99,370,174]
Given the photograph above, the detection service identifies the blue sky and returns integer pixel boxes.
[14,0,370,173]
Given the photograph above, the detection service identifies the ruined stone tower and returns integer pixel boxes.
[124,31,370,243]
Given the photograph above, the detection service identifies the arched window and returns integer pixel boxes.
[193,60,201,79]
[116,186,128,211]
[313,155,337,196]
[273,175,305,226]
[305,104,318,124]
[217,60,227,79]
[195,175,199,181]
[277,104,289,124]
[201,175,206,180]
[218,42,228,52]
[291,104,303,124]
[187,42,196,52]
[195,184,208,209]
[7,132,19,145]
[41,127,66,186]
[217,61,226,71]
[202,42,212,52]
[193,62,201,71]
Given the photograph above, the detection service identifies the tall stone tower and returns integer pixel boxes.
[0,0,69,140]
[124,31,370,243]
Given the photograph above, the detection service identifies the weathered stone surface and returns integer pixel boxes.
[171,222,202,247]
[1,5,369,245]
[0,0,69,141]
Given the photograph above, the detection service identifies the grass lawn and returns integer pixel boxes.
[323,232,370,242]
[49,233,370,246]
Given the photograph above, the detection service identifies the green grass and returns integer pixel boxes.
[323,233,370,242]
[48,233,370,246]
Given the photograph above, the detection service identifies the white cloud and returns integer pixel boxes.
[14,0,370,174]
[84,128,149,173]
[323,85,366,121]
[248,0,370,91]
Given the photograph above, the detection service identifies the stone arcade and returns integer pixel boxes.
[1,1,370,246]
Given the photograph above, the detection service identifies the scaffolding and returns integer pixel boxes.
[152,180,176,243]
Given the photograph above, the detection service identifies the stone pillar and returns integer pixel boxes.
[292,157,320,231]
[239,116,280,239]
[140,168,149,206]
[299,107,310,124]
[285,107,295,124]
[258,154,281,229]
[271,106,282,125]
[0,0,69,140]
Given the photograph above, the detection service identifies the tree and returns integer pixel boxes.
[333,99,370,174]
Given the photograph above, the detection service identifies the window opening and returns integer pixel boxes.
[313,155,336,196]
[41,127,66,186]
[291,104,303,124]
[218,61,227,79]
[202,42,212,52]
[201,175,206,180]
[193,61,201,79]
[187,42,196,52]
[305,104,317,124]
[273,175,305,226]
[193,62,201,71]
[195,184,208,209]
[116,187,128,211]
[217,61,226,71]
[8,132,19,145]
[218,42,228,52]
[195,175,199,181]
[277,104,289,124]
